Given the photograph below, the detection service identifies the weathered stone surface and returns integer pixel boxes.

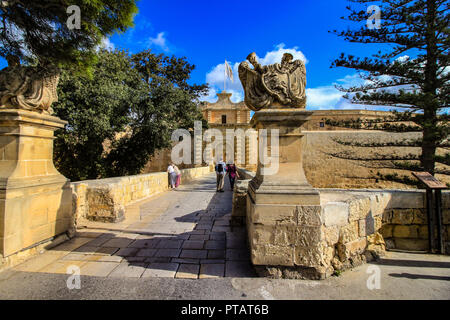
[380,224,393,238]
[297,205,322,226]
[251,244,294,267]
[348,197,372,222]
[295,226,323,247]
[337,238,367,262]
[412,209,426,224]
[322,202,348,227]
[366,232,386,256]
[252,204,297,225]
[418,225,429,239]
[393,225,419,238]
[323,226,339,246]
[339,221,359,243]
[382,209,393,223]
[231,179,250,226]
[294,242,331,268]
[370,193,391,216]
[387,191,425,209]
[391,209,415,225]
[394,238,428,251]
[358,217,375,237]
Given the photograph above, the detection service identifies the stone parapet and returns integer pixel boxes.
[240,182,450,279]
[71,166,211,223]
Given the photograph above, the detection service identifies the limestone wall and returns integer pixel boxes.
[71,166,211,223]
[303,131,450,189]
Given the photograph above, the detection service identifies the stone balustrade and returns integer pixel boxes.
[72,166,211,223]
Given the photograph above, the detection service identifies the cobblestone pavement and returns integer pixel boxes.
[9,173,256,279]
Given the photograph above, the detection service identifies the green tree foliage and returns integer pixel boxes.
[0,0,138,71]
[329,0,449,184]
[53,49,208,181]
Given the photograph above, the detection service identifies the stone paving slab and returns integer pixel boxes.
[108,262,147,278]
[142,263,179,278]
[80,262,119,277]
[176,264,199,279]
[199,263,225,278]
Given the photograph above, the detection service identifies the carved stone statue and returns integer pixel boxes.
[238,52,306,111]
[0,55,60,114]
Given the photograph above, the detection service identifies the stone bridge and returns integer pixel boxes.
[5,173,255,279]
[0,171,449,299]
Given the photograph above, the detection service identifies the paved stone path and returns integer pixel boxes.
[9,173,256,279]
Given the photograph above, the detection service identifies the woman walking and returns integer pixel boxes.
[174,164,181,188]
[226,163,239,191]
[167,163,177,189]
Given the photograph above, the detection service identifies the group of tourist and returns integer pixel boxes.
[167,163,181,189]
[215,159,239,192]
[167,160,239,192]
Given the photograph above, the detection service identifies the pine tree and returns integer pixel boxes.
[0,0,138,71]
[329,0,449,185]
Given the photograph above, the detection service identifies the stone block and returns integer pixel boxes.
[297,205,322,226]
[252,204,297,225]
[391,209,414,225]
[358,217,375,237]
[380,224,393,238]
[394,238,428,251]
[322,202,348,227]
[338,221,359,243]
[250,223,296,247]
[382,209,392,223]
[337,238,367,261]
[370,193,391,216]
[251,244,294,267]
[295,226,323,247]
[412,209,427,224]
[294,243,331,268]
[418,225,429,239]
[323,226,339,246]
[387,191,424,209]
[393,225,419,238]
[348,197,371,222]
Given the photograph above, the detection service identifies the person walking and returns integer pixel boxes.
[167,163,177,189]
[174,164,181,188]
[215,159,227,192]
[226,162,239,191]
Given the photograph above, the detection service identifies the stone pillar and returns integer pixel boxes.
[0,109,72,258]
[247,109,332,279]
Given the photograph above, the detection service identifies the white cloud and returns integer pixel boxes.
[306,86,343,109]
[148,32,170,52]
[97,37,115,51]
[256,43,308,65]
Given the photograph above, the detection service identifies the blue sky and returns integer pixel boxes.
[107,0,389,109]
[1,0,400,110]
